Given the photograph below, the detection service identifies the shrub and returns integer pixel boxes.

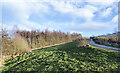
[13,34,30,53]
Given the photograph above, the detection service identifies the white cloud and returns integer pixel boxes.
[102,8,112,17]
[17,25,32,31]
[25,21,46,30]
[1,0,36,3]
[2,2,30,22]
[2,0,51,22]
[23,0,119,3]
[1,0,118,37]
[0,23,3,31]
[84,5,98,13]
[112,15,118,23]
[50,1,95,21]
[85,0,118,2]
[64,21,117,32]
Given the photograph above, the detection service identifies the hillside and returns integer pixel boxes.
[91,33,120,48]
[2,40,120,72]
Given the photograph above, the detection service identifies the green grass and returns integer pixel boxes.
[2,41,120,72]
[94,41,120,48]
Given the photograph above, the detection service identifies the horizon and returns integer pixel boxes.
[0,0,118,37]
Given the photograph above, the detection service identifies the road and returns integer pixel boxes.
[89,39,120,51]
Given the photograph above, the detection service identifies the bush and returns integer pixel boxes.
[13,34,30,53]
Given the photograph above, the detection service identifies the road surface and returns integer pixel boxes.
[89,39,120,51]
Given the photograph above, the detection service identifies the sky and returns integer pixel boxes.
[0,0,119,37]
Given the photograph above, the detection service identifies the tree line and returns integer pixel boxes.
[16,29,82,48]
[1,29,82,61]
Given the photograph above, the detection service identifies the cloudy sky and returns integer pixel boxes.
[0,0,119,37]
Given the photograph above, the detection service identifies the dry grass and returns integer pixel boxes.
[76,38,89,47]
[13,34,31,53]
[92,34,120,48]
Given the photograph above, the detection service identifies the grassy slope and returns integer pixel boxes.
[93,34,120,48]
[2,41,120,72]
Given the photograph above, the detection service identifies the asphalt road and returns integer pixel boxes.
[89,39,120,51]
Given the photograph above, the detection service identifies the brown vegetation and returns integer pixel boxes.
[16,29,82,49]
[91,34,120,48]
[1,29,82,63]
